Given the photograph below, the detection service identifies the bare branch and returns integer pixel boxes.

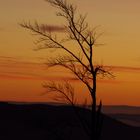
[46,55,93,92]
[95,65,115,78]
[43,81,76,105]
[46,0,97,62]
[20,22,91,73]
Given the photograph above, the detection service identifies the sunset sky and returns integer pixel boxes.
[0,0,140,106]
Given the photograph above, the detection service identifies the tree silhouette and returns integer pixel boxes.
[20,0,113,140]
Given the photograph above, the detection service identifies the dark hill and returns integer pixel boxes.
[0,102,139,140]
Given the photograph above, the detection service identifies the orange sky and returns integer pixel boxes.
[0,0,140,106]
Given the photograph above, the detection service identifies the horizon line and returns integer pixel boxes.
[0,101,139,107]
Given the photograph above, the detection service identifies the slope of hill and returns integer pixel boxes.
[101,105,140,126]
[0,102,139,140]
[102,105,140,114]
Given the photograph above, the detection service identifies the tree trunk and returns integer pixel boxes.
[91,102,97,140]
[91,92,103,140]
[91,73,97,140]
[90,86,97,140]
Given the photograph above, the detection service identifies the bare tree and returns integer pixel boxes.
[20,0,113,140]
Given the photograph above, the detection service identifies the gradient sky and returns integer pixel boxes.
[0,0,140,106]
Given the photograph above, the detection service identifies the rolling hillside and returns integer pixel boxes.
[0,102,139,140]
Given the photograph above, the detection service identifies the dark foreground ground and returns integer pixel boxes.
[0,102,139,140]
